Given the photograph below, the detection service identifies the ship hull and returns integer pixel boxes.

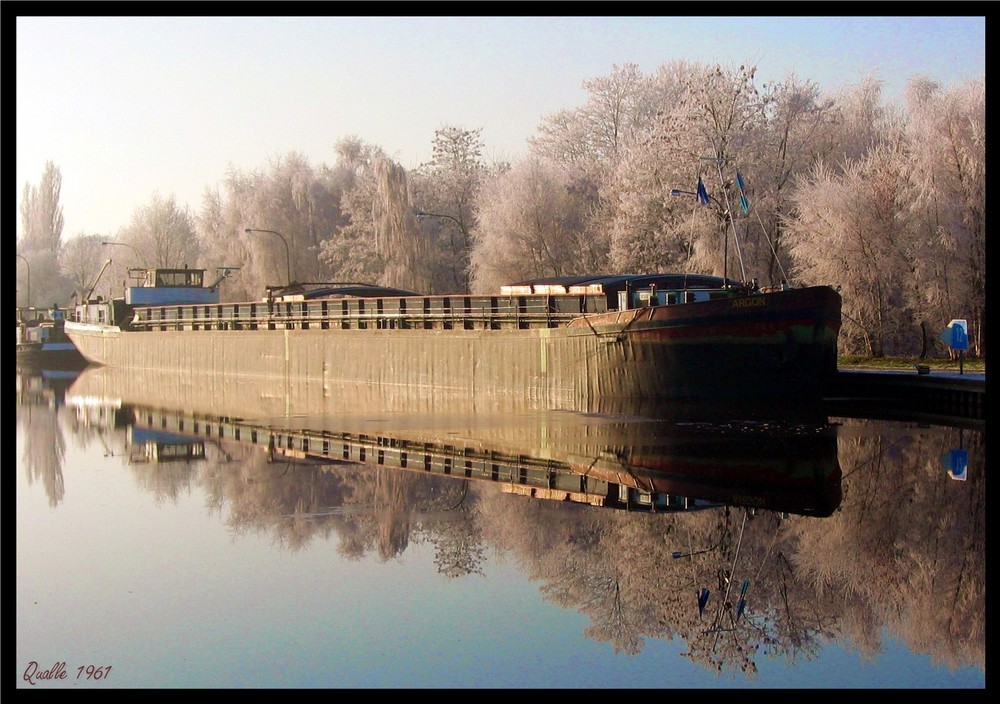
[16,342,89,371]
[16,314,89,371]
[65,286,840,407]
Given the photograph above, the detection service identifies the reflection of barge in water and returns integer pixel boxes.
[66,366,842,517]
[128,426,207,464]
[561,422,842,516]
[15,366,82,408]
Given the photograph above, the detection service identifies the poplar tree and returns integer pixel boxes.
[19,161,70,306]
[19,160,64,253]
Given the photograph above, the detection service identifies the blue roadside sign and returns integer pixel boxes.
[940,319,969,351]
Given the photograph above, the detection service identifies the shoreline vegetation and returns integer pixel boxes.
[18,65,984,365]
[838,355,985,373]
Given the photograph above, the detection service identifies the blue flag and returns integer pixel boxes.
[696,177,710,205]
[736,172,750,214]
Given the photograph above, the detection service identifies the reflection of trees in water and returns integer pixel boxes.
[476,494,752,660]
[196,448,475,562]
[472,421,984,677]
[200,446,348,552]
[793,419,985,672]
[129,456,201,505]
[374,468,410,560]
[116,418,984,678]
[681,510,839,675]
[18,401,68,507]
[424,491,485,578]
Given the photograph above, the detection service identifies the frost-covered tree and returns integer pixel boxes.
[58,234,108,301]
[118,193,200,270]
[315,137,392,288]
[533,63,657,168]
[410,126,489,293]
[195,186,250,301]
[786,145,917,356]
[531,62,669,261]
[20,160,64,253]
[603,141,702,274]
[19,161,72,306]
[903,75,985,357]
[601,62,767,278]
[745,76,841,285]
[201,151,347,295]
[667,63,769,282]
[372,156,428,293]
[239,152,340,285]
[470,156,597,293]
[826,74,899,164]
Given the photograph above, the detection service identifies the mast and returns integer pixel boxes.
[701,156,747,284]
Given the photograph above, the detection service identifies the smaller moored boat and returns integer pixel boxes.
[16,306,88,370]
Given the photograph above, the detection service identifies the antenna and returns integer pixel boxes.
[208,266,240,290]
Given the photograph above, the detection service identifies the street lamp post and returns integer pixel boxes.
[102,241,147,267]
[17,253,30,308]
[414,210,469,292]
[244,228,292,287]
[414,209,462,228]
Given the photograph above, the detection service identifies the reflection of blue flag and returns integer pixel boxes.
[698,588,710,617]
[736,579,749,620]
[943,448,968,480]
[696,177,710,205]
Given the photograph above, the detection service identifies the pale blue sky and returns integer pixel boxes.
[16,15,985,240]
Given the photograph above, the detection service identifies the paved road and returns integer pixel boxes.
[839,367,985,381]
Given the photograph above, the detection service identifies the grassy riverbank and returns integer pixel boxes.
[838,355,985,373]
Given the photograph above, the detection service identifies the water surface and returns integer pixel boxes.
[16,366,985,688]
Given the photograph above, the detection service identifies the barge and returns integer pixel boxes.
[64,267,842,408]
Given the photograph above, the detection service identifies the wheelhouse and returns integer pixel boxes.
[501,273,750,310]
[126,268,220,306]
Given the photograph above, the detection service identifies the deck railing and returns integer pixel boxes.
[128,293,610,332]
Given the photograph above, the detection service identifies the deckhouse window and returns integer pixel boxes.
[151,270,204,287]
